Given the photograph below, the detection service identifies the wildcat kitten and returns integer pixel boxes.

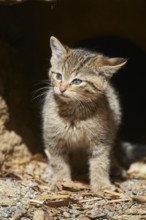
[42,36,126,193]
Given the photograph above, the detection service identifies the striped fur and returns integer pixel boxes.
[42,36,126,192]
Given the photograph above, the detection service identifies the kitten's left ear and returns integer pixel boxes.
[50,36,68,61]
[98,58,127,79]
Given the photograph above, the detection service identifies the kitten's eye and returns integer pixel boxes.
[56,73,62,80]
[72,78,82,85]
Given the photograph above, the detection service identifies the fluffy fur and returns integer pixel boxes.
[42,36,126,192]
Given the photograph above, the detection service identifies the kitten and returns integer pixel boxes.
[42,36,126,193]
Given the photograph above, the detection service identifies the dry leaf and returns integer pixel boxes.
[131,195,146,204]
[62,179,89,192]
[56,180,63,191]
[44,198,77,208]
[31,154,48,163]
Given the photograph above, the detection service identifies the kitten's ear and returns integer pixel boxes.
[50,36,68,61]
[98,58,127,79]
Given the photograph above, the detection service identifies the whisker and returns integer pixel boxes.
[32,84,52,102]
[32,91,48,101]
[32,87,50,95]
[33,80,50,86]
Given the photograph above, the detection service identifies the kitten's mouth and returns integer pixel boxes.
[54,88,70,99]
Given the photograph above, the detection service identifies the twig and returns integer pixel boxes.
[79,197,102,203]
[29,199,44,205]
[107,198,131,203]
[36,194,70,200]
[104,190,122,197]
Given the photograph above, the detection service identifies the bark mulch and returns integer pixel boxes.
[0,154,146,220]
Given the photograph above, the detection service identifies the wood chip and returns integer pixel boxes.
[104,190,122,197]
[131,195,146,204]
[79,197,102,203]
[107,198,131,203]
[44,198,75,207]
[36,194,70,200]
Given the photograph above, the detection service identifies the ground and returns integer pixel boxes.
[0,154,146,220]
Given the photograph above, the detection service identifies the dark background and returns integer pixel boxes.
[0,0,146,156]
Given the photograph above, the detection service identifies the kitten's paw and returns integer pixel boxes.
[48,178,58,191]
[91,183,115,194]
[103,183,116,192]
[48,177,72,191]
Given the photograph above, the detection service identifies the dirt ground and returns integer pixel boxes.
[0,154,146,220]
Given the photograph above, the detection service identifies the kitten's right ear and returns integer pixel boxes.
[50,36,68,61]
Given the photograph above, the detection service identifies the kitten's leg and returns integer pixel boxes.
[110,150,126,178]
[45,148,71,189]
[89,145,114,193]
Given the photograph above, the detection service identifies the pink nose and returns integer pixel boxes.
[60,87,66,94]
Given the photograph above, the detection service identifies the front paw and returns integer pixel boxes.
[48,176,72,191]
[91,182,115,194]
[48,177,64,191]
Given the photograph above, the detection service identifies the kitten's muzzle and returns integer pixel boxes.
[59,83,68,94]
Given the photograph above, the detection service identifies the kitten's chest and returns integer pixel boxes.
[44,94,101,148]
[64,121,88,146]
[49,114,94,148]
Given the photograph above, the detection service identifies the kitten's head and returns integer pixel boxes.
[49,36,126,102]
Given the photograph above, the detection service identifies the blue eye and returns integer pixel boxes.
[56,73,62,80]
[72,78,82,85]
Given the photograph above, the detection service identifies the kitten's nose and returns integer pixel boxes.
[59,86,67,94]
[59,82,68,94]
